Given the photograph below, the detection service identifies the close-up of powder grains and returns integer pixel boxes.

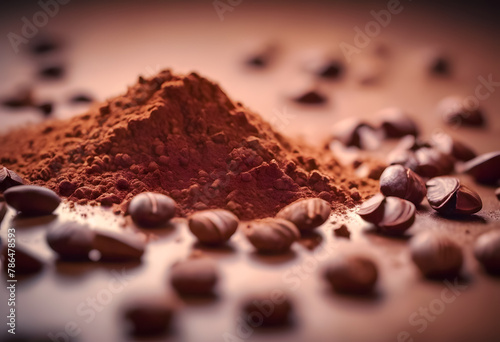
[0,70,376,219]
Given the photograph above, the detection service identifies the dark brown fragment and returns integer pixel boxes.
[333,224,350,239]
[276,198,331,232]
[379,109,419,138]
[170,258,218,296]
[438,96,485,127]
[0,167,24,192]
[410,232,463,278]
[291,90,327,104]
[3,185,61,216]
[331,119,379,149]
[323,254,378,295]
[496,188,500,201]
[39,65,65,79]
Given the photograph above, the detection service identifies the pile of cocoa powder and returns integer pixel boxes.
[0,70,377,219]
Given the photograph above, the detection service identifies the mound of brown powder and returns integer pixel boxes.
[0,70,376,219]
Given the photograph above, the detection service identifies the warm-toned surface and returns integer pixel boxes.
[0,1,499,342]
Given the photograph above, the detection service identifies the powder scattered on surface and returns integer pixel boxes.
[0,70,377,219]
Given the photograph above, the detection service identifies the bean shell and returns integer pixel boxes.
[4,185,61,216]
[245,218,300,254]
[188,209,239,244]
[276,198,331,232]
[357,193,386,224]
[0,167,24,192]
[378,197,416,234]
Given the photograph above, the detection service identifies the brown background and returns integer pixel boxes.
[0,1,499,341]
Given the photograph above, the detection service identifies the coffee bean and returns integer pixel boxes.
[31,37,60,55]
[4,185,61,216]
[93,230,145,262]
[474,230,500,275]
[242,293,293,327]
[377,197,416,234]
[128,192,176,228]
[430,132,476,162]
[357,193,386,224]
[2,243,44,274]
[0,202,6,225]
[358,195,415,234]
[331,119,380,149]
[380,165,427,205]
[188,209,239,244]
[39,65,65,79]
[437,96,485,127]
[426,177,482,215]
[323,254,378,295]
[244,218,300,254]
[1,89,33,108]
[429,55,451,76]
[388,136,454,177]
[291,89,327,104]
[46,221,95,261]
[170,258,218,296]
[37,102,53,117]
[333,224,350,239]
[496,188,500,201]
[70,94,94,104]
[461,151,500,185]
[123,298,174,336]
[305,58,344,79]
[276,198,331,232]
[378,108,419,138]
[410,232,463,278]
[245,44,278,68]
[0,167,24,192]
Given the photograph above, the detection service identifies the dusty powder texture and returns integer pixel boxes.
[0,70,376,219]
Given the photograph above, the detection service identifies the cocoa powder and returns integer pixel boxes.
[0,70,376,219]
